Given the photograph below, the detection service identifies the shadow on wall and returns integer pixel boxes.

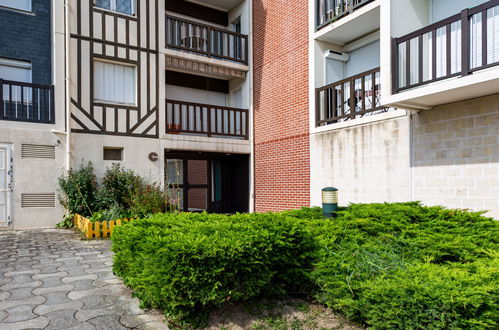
[411,94,499,167]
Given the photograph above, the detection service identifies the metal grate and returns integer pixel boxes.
[21,144,56,159]
[21,193,56,208]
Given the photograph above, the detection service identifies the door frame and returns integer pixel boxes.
[0,143,13,227]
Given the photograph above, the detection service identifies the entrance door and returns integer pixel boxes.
[0,144,12,226]
[164,158,210,212]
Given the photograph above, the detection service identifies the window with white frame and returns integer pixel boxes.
[95,0,134,16]
[94,60,136,105]
[0,58,32,103]
[0,0,31,12]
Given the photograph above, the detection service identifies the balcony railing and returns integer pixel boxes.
[317,0,375,29]
[166,15,248,64]
[0,79,55,124]
[316,68,391,126]
[166,99,249,139]
[393,0,499,93]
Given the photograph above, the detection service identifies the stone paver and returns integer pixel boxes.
[0,230,168,329]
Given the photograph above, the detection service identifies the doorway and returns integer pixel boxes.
[165,151,249,213]
[0,144,12,226]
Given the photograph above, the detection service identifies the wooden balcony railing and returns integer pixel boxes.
[316,68,391,126]
[393,0,499,93]
[166,15,248,64]
[317,0,375,29]
[0,79,55,124]
[166,99,249,139]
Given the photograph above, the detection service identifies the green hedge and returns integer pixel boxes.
[112,212,317,327]
[112,203,499,328]
[307,203,499,329]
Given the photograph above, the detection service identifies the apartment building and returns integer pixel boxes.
[306,0,499,218]
[0,0,66,228]
[1,0,252,229]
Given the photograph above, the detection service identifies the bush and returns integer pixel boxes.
[58,162,100,216]
[111,203,499,329]
[129,184,168,218]
[112,212,317,327]
[306,203,499,328]
[100,163,144,209]
[359,260,499,329]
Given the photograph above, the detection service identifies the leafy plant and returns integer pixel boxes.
[129,184,168,218]
[58,162,100,217]
[100,163,144,209]
[56,213,75,228]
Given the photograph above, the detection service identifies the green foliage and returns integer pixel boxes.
[305,202,499,328]
[112,212,317,327]
[359,260,499,329]
[100,163,144,209]
[111,203,499,329]
[129,184,168,218]
[57,162,99,217]
[55,213,75,229]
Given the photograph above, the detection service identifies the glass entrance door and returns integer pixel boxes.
[165,158,210,212]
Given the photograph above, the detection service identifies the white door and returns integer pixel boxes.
[0,144,12,226]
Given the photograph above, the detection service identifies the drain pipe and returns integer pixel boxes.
[64,0,71,170]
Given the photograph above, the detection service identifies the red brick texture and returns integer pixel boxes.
[253,0,310,212]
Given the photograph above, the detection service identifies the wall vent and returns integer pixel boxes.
[21,144,56,159]
[21,193,56,208]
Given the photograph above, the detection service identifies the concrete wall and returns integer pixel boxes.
[0,0,52,84]
[310,113,411,207]
[0,123,66,229]
[431,0,487,22]
[310,94,499,219]
[412,93,499,218]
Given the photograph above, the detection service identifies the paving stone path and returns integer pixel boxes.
[0,229,169,330]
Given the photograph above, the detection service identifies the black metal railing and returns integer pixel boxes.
[316,68,392,126]
[166,99,249,139]
[166,15,249,64]
[317,0,375,29]
[393,0,499,93]
[0,79,55,124]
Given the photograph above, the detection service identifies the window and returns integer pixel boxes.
[0,0,31,12]
[95,0,134,16]
[103,147,123,161]
[0,58,32,82]
[94,60,136,105]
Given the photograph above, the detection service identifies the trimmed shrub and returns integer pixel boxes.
[358,260,499,329]
[112,212,317,327]
[307,203,499,328]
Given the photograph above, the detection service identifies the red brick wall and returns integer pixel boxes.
[253,0,310,212]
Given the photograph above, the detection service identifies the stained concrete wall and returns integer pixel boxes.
[310,113,411,207]
[310,93,499,219]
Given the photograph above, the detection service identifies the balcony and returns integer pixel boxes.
[393,0,499,94]
[316,68,392,126]
[0,79,54,124]
[166,15,248,65]
[317,0,375,30]
[166,99,249,139]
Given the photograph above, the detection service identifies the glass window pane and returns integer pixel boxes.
[95,0,111,11]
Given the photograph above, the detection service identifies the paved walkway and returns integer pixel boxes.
[0,229,169,330]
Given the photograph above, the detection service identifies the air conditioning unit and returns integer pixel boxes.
[324,50,350,62]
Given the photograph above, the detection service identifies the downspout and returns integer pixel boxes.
[64,0,71,170]
[249,0,255,213]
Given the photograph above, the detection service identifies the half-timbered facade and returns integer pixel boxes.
[69,0,160,138]
[68,0,252,215]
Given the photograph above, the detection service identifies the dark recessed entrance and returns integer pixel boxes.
[165,151,249,213]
